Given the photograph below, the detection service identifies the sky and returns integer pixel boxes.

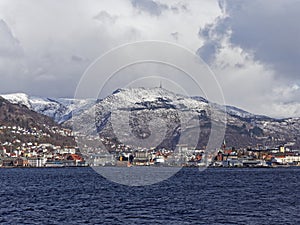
[0,0,299,118]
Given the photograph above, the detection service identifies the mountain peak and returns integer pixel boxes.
[1,92,31,108]
[111,87,188,100]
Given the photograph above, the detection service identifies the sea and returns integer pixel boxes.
[0,167,299,225]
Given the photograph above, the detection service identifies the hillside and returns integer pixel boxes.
[0,97,75,148]
[0,93,94,124]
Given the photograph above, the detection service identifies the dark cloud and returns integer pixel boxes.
[131,0,168,16]
[197,16,228,63]
[0,19,23,58]
[199,0,300,81]
[0,19,89,97]
[0,19,25,93]
[196,0,300,117]
[227,0,300,79]
[197,40,219,64]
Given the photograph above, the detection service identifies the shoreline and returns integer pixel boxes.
[1,165,299,169]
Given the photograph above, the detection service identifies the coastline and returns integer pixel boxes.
[1,165,299,169]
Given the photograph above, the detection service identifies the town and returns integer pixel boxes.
[0,124,87,167]
[2,125,300,168]
[89,137,300,168]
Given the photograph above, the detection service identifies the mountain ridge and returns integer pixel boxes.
[1,90,289,122]
[2,88,300,149]
[1,93,95,124]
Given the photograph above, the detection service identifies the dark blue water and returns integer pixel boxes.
[0,167,299,225]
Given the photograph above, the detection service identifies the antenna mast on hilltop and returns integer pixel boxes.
[159,81,163,89]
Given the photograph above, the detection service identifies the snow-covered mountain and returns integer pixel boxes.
[92,87,300,149]
[0,89,263,124]
[0,96,75,147]
[0,93,95,124]
[2,88,300,149]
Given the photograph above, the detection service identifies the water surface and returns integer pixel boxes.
[0,167,299,224]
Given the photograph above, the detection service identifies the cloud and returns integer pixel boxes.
[34,73,56,82]
[170,32,179,40]
[196,0,300,118]
[1,0,299,118]
[0,19,26,93]
[0,0,221,97]
[131,0,169,16]
[200,0,300,82]
[197,15,229,63]
[93,11,117,24]
[0,19,23,58]
[71,55,86,62]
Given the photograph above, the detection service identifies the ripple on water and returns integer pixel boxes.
[0,167,299,225]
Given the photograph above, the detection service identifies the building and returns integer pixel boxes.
[0,157,14,167]
[91,154,116,166]
[133,152,151,166]
[28,157,45,167]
